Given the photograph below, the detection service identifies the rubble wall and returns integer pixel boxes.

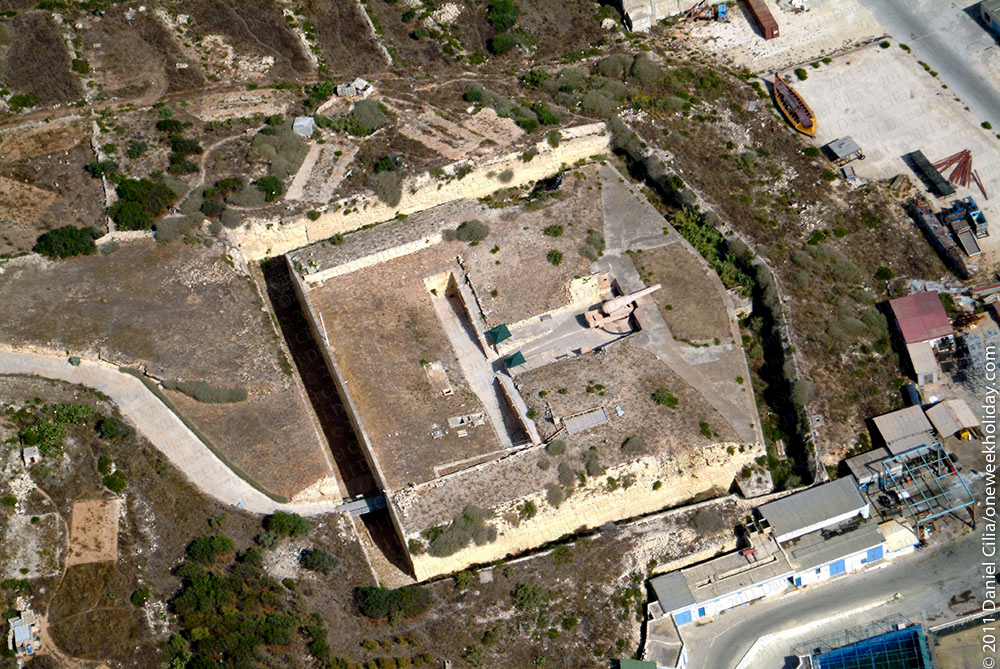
[234,123,610,260]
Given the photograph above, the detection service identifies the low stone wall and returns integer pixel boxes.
[233,122,610,260]
[302,232,444,284]
[402,441,755,581]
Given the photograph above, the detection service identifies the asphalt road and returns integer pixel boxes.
[859,0,1000,126]
[682,524,987,668]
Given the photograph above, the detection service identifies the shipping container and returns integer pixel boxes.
[745,0,779,39]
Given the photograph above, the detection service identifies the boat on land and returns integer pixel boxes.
[773,73,816,137]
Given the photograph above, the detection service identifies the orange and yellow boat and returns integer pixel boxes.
[773,73,817,137]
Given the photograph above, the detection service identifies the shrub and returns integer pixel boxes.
[511,582,545,611]
[545,439,566,456]
[1,496,16,508]
[373,155,399,173]
[356,585,432,621]
[520,69,551,89]
[19,420,66,458]
[186,535,235,564]
[546,130,561,147]
[516,117,539,133]
[794,68,808,81]
[130,587,150,607]
[8,93,39,113]
[628,53,662,87]
[557,462,575,488]
[255,175,284,202]
[425,506,497,557]
[582,447,603,476]
[699,421,712,438]
[367,170,402,207]
[454,570,474,589]
[110,178,176,230]
[170,136,203,155]
[126,141,148,158]
[34,225,97,259]
[103,470,128,493]
[518,500,537,520]
[546,249,563,266]
[596,53,632,80]
[983,121,993,130]
[455,219,489,242]
[349,98,388,134]
[464,87,484,102]
[487,0,520,32]
[489,33,517,55]
[97,455,112,475]
[301,547,337,574]
[621,436,646,455]
[899,44,910,52]
[652,388,678,407]
[264,511,310,538]
[162,379,247,403]
[84,160,117,178]
[531,102,560,125]
[407,538,425,555]
[803,146,821,158]
[879,40,890,49]
[874,266,894,281]
[155,118,183,133]
[255,531,280,549]
[545,483,564,508]
[200,198,226,218]
[97,416,132,440]
[543,225,563,237]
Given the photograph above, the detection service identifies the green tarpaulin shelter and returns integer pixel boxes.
[505,351,526,368]
[487,324,511,344]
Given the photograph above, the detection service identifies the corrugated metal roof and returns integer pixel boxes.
[758,478,866,540]
[845,447,891,483]
[827,136,861,159]
[889,292,953,344]
[983,0,1000,15]
[783,517,883,571]
[649,571,695,614]
[925,399,980,436]
[872,405,935,454]
[905,341,938,376]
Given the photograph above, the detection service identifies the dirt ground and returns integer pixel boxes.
[307,240,504,490]
[298,0,387,77]
[65,499,119,567]
[0,11,82,106]
[679,0,883,74]
[793,43,1000,270]
[520,341,738,448]
[631,244,732,342]
[0,241,332,497]
[464,168,606,327]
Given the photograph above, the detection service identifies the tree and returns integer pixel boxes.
[487,0,520,32]
[356,585,432,621]
[652,388,678,407]
[34,226,98,259]
[264,511,309,537]
[255,175,284,202]
[97,416,132,440]
[489,33,517,55]
[130,586,150,606]
[186,535,235,564]
[103,470,128,493]
[300,547,336,574]
[454,219,489,243]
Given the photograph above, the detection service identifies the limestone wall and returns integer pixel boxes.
[302,232,444,284]
[402,441,756,581]
[233,122,610,260]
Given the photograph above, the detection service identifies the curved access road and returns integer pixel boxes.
[0,348,343,516]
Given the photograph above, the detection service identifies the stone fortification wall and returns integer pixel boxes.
[400,440,755,580]
[233,123,609,260]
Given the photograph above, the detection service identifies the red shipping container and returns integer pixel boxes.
[746,0,779,39]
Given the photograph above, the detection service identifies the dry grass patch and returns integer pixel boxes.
[66,499,120,566]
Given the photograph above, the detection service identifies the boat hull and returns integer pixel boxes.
[773,74,817,137]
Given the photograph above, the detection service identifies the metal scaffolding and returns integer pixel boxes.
[793,616,934,669]
[878,442,975,531]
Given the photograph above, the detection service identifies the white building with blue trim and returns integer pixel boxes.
[643,477,919,666]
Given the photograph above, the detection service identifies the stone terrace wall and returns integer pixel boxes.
[232,123,610,260]
[400,440,755,580]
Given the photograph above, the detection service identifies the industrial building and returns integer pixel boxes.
[871,405,935,455]
[644,477,920,665]
[619,0,703,31]
[983,0,1000,35]
[889,291,954,387]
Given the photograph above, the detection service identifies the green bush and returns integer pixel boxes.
[19,420,66,458]
[155,118,183,133]
[356,585,432,621]
[874,266,894,281]
[373,155,399,173]
[595,53,632,80]
[455,219,489,242]
[162,379,248,403]
[200,198,226,218]
[103,470,128,493]
[546,249,563,266]
[983,121,993,130]
[580,90,617,117]
[367,170,402,207]
[487,0,520,31]
[8,93,39,113]
[543,224,563,237]
[582,447,603,476]
[126,141,148,158]
[803,146,821,158]
[186,535,235,564]
[424,506,497,557]
[545,483,564,508]
[531,102,560,125]
[34,225,97,259]
[454,569,474,589]
[621,435,646,455]
[879,40,890,49]
[544,439,566,456]
[794,68,808,81]
[489,33,517,55]
[255,175,284,202]
[520,69,551,89]
[110,178,176,230]
[97,455,112,475]
[301,547,337,574]
[652,388,678,407]
[557,462,575,488]
[0,496,16,508]
[464,87,484,102]
[84,160,117,178]
[516,117,539,133]
[518,500,537,520]
[130,586,150,607]
[265,511,310,537]
[511,582,545,611]
[699,421,712,438]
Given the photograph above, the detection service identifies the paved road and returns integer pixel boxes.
[683,525,986,668]
[0,348,344,516]
[859,0,1000,126]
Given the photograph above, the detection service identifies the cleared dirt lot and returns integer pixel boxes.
[65,499,119,566]
[682,0,883,74]
[0,242,332,497]
[793,44,1000,268]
